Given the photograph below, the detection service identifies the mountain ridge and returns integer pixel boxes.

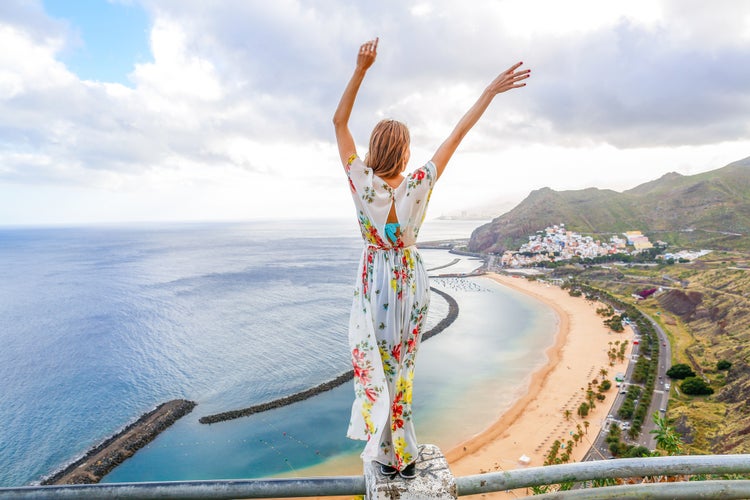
[468,156,750,253]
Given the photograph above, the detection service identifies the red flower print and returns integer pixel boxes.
[352,348,371,384]
[391,343,402,362]
[352,348,365,362]
[407,337,416,353]
[392,417,404,430]
[353,364,370,385]
[392,400,403,418]
[365,387,377,402]
[412,169,425,181]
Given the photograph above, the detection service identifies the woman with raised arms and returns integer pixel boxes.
[333,37,530,479]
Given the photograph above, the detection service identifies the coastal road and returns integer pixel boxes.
[634,313,672,450]
[583,326,641,461]
[583,312,672,460]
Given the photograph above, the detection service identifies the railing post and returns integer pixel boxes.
[365,444,457,499]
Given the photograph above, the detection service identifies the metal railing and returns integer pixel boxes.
[2,454,750,499]
[0,476,365,499]
[456,454,750,497]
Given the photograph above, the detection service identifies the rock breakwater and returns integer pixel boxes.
[42,399,196,485]
[199,286,459,424]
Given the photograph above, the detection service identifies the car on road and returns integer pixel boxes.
[665,383,671,389]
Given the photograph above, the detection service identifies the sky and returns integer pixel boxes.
[1,0,749,226]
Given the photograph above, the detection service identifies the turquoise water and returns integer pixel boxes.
[0,219,555,485]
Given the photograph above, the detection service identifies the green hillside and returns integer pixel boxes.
[468,157,750,253]
[558,252,750,455]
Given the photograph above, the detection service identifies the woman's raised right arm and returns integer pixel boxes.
[333,38,378,167]
[431,61,530,179]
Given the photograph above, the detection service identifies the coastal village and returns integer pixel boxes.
[499,224,652,267]
[491,223,709,269]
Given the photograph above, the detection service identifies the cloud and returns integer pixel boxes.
[530,19,750,147]
[1,0,749,224]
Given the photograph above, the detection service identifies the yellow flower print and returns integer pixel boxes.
[362,400,376,435]
[397,372,414,404]
[404,248,414,268]
[379,343,390,362]
[394,437,413,466]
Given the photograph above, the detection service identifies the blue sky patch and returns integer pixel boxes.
[42,0,152,85]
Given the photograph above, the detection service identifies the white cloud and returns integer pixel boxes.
[0,24,74,97]
[131,18,223,102]
[0,0,749,225]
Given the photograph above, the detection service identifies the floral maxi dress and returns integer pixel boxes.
[344,154,436,469]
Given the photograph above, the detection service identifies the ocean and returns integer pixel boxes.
[0,219,556,486]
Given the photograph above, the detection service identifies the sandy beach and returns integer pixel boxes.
[446,273,632,497]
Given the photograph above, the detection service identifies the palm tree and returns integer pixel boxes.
[586,389,596,408]
[651,412,683,455]
[600,368,609,378]
[583,420,590,434]
[564,409,572,421]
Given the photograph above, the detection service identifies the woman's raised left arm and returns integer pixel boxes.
[431,61,530,179]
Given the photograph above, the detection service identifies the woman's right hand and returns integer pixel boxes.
[356,38,379,71]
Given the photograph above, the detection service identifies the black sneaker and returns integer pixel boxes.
[379,463,398,477]
[399,462,417,479]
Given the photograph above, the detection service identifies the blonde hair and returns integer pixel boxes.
[364,119,410,178]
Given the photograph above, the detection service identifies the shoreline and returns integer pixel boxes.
[447,273,632,495]
[443,274,571,465]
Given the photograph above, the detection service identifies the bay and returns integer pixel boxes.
[0,218,555,485]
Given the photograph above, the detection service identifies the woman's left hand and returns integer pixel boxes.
[356,38,379,71]
[487,62,531,95]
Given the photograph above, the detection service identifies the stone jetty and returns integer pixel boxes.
[42,399,196,485]
[199,286,459,425]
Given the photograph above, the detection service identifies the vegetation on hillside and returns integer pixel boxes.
[547,251,750,455]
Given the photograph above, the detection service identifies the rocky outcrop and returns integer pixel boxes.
[657,289,703,319]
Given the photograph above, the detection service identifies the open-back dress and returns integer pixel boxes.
[344,153,437,469]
